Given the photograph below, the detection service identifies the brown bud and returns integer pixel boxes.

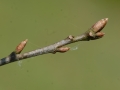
[56,47,70,53]
[15,39,28,54]
[96,32,105,38]
[91,18,108,33]
[96,32,105,36]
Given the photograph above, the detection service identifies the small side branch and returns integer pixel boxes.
[0,18,108,66]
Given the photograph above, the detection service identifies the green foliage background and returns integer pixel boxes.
[0,0,120,90]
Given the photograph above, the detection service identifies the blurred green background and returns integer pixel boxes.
[0,0,120,90]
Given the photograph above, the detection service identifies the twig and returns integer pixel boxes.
[0,18,108,66]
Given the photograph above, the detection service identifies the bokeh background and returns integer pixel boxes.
[0,0,120,90]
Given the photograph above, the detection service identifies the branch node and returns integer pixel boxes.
[87,18,108,40]
[67,35,74,41]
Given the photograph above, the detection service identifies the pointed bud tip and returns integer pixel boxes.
[104,18,108,21]
[22,39,28,44]
[25,39,28,42]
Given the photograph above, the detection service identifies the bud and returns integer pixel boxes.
[15,39,28,54]
[91,18,108,33]
[96,32,105,37]
[56,47,70,53]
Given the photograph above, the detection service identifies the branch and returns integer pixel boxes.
[0,18,108,66]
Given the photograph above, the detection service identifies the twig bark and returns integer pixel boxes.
[0,18,108,66]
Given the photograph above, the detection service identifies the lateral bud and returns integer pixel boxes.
[96,32,105,37]
[15,39,28,54]
[56,47,70,53]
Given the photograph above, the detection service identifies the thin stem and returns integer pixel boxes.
[0,18,108,66]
